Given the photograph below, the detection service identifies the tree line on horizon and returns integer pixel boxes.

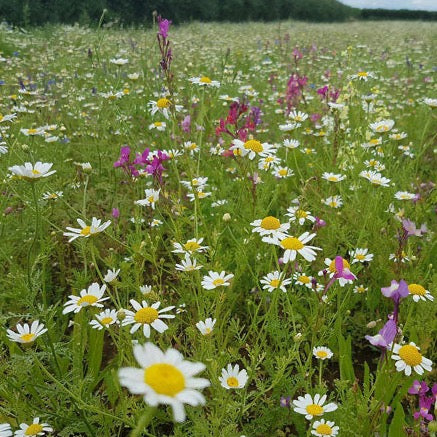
[0,0,436,27]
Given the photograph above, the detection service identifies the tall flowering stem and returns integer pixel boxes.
[156,16,174,95]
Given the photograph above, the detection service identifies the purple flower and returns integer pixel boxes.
[333,256,356,281]
[365,318,397,349]
[280,396,291,408]
[114,146,131,168]
[181,115,191,133]
[409,380,429,396]
[112,208,120,219]
[157,16,171,39]
[413,396,434,421]
[381,280,409,303]
[402,219,428,237]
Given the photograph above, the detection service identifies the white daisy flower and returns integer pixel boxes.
[279,122,301,132]
[394,191,416,200]
[321,172,346,182]
[14,418,53,436]
[6,321,47,344]
[42,191,63,201]
[423,97,437,108]
[313,346,333,360]
[349,70,376,81]
[175,254,203,272]
[353,285,368,294]
[359,170,390,187]
[289,110,308,122]
[135,189,160,210]
[122,299,175,338]
[219,364,248,389]
[322,196,343,208]
[391,342,432,376]
[118,342,210,422]
[104,268,120,283]
[9,162,56,181]
[180,177,209,191]
[189,76,220,87]
[63,217,111,242]
[349,248,374,264]
[311,419,339,436]
[230,138,276,160]
[250,216,290,243]
[201,271,234,290]
[147,98,180,119]
[260,271,292,293]
[172,238,209,255]
[258,155,281,171]
[62,283,109,314]
[283,139,300,149]
[369,119,395,133]
[148,121,167,131]
[110,58,129,65]
[20,127,45,136]
[293,272,314,289]
[140,285,153,295]
[408,284,433,302]
[90,309,120,330]
[195,318,216,335]
[270,232,321,263]
[286,206,315,225]
[292,393,338,420]
[273,166,294,178]
[0,423,12,437]
[0,113,17,123]
[186,189,211,201]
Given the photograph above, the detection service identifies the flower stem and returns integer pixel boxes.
[130,406,157,437]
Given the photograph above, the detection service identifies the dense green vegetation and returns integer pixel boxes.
[1,0,436,27]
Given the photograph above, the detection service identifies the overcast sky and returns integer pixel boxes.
[339,0,437,10]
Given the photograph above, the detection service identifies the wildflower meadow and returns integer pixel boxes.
[0,17,436,437]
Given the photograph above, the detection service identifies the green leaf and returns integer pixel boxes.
[388,402,406,437]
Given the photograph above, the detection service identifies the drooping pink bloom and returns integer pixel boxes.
[365,318,397,350]
[381,280,409,303]
[333,256,356,281]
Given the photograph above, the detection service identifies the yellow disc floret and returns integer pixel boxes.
[244,139,263,153]
[77,295,98,306]
[281,237,304,250]
[156,98,171,108]
[226,376,239,387]
[134,307,159,324]
[306,404,324,416]
[315,423,333,435]
[144,363,185,395]
[398,345,423,367]
[408,284,426,296]
[25,424,44,435]
[260,216,280,230]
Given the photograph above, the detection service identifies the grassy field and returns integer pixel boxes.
[0,19,436,437]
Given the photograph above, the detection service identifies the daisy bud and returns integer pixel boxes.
[428,421,437,432]
[366,321,377,328]
[21,144,29,152]
[222,213,231,222]
[117,309,126,321]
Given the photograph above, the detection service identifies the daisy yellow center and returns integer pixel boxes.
[28,128,38,135]
[298,275,310,284]
[200,76,211,83]
[188,143,197,150]
[78,294,98,306]
[144,363,185,396]
[356,286,366,293]
[265,157,275,163]
[226,376,239,387]
[244,139,263,153]
[329,259,350,273]
[327,176,338,181]
[358,71,368,77]
[356,254,365,260]
[31,169,41,175]
[205,327,212,334]
[279,169,288,176]
[154,122,163,127]
[315,424,333,435]
[408,284,426,296]
[101,317,113,325]
[270,279,280,287]
[184,241,201,251]
[296,210,308,219]
[281,237,304,250]
[398,345,423,366]
[317,351,328,358]
[147,196,155,202]
[25,424,44,435]
[20,333,36,343]
[134,307,159,324]
[260,216,280,230]
[212,278,225,286]
[377,125,389,132]
[329,201,337,207]
[80,226,91,236]
[306,404,324,416]
[156,98,171,108]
